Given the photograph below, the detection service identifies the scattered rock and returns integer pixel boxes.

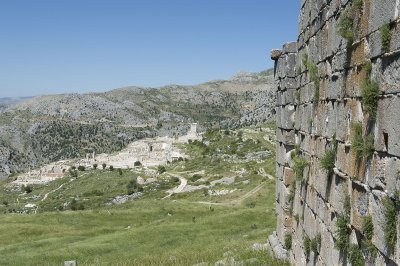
[111,192,143,205]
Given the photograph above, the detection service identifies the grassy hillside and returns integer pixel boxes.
[0,124,286,265]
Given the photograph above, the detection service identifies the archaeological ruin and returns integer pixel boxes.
[270,0,400,265]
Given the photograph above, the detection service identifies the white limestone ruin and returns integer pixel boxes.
[12,124,202,185]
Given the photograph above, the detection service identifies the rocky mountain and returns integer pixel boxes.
[0,69,276,178]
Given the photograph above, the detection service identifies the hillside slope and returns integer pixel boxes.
[0,69,275,178]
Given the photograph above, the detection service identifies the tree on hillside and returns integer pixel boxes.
[102,163,106,169]
[157,165,166,174]
[93,163,98,170]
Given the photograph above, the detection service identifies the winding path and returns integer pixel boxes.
[196,183,265,206]
[162,173,187,199]
[41,183,66,202]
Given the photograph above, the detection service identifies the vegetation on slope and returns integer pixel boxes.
[0,124,285,265]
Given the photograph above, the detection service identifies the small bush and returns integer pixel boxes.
[23,185,33,194]
[354,0,364,10]
[362,215,374,240]
[77,165,85,171]
[284,233,292,250]
[311,233,321,255]
[335,214,350,253]
[289,181,296,215]
[189,174,202,182]
[320,148,336,172]
[157,165,166,174]
[93,163,98,170]
[352,123,374,159]
[383,197,397,251]
[102,163,106,169]
[127,179,143,195]
[70,198,78,211]
[2,200,8,206]
[361,79,379,119]
[380,23,391,52]
[338,7,354,42]
[304,235,311,257]
[348,244,365,266]
[118,168,123,176]
[109,165,114,171]
[69,169,78,177]
[364,61,372,75]
[306,60,320,102]
[302,52,308,66]
[134,161,142,167]
[293,156,309,181]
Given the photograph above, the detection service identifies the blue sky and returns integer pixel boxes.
[0,1,300,97]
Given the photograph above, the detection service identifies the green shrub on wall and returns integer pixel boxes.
[383,197,397,251]
[338,7,354,42]
[380,23,392,52]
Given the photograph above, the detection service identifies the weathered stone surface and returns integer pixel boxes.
[376,97,400,157]
[378,53,400,94]
[273,0,400,264]
[369,0,397,33]
[271,49,283,60]
[368,30,384,59]
[283,42,298,54]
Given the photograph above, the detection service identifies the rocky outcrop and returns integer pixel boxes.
[0,70,276,179]
[272,0,400,265]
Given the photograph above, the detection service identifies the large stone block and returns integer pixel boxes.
[283,167,295,186]
[350,182,369,232]
[283,42,298,54]
[368,30,385,59]
[376,97,400,157]
[326,72,344,100]
[368,154,386,190]
[277,128,296,146]
[331,50,349,72]
[378,53,400,94]
[336,142,357,178]
[369,0,397,33]
[281,77,300,90]
[328,174,349,214]
[369,190,390,257]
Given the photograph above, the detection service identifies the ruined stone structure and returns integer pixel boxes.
[270,0,400,265]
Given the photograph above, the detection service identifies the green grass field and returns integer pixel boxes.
[0,125,287,265]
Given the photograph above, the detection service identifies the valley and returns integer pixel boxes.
[0,124,286,265]
[0,70,275,179]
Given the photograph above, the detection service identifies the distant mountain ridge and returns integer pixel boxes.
[0,69,276,178]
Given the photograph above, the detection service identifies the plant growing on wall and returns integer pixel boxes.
[338,7,354,42]
[289,181,296,215]
[320,136,337,173]
[285,233,293,250]
[293,156,309,182]
[352,123,374,160]
[304,234,311,257]
[335,194,351,254]
[354,0,364,10]
[362,215,374,241]
[362,214,377,259]
[310,233,322,255]
[380,23,392,52]
[348,244,365,266]
[383,196,397,251]
[361,62,379,119]
[306,60,320,102]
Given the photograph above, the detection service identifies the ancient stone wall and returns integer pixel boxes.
[270,0,400,265]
